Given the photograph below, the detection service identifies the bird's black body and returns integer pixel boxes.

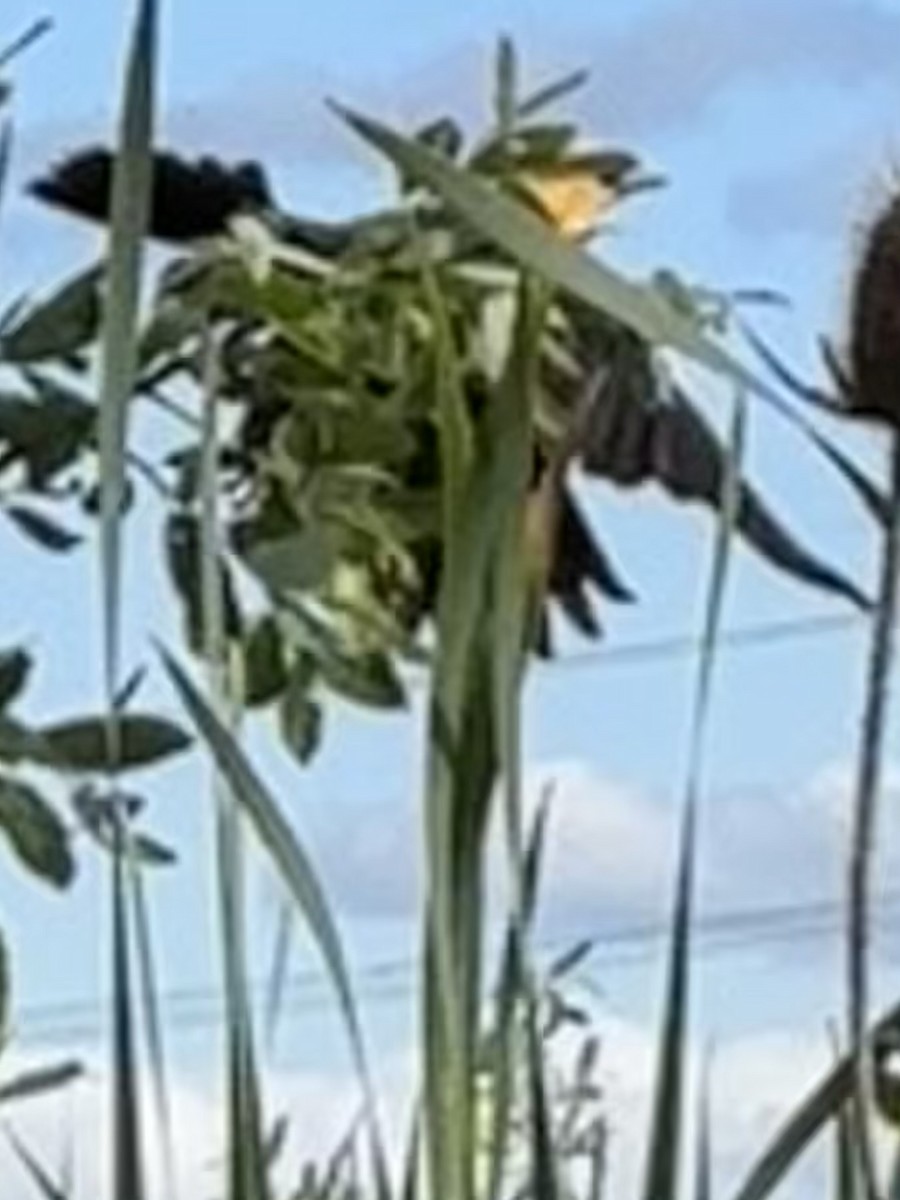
[31,146,275,242]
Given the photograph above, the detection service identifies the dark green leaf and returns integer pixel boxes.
[415,117,463,159]
[0,1061,84,1107]
[0,717,37,764]
[0,19,53,75]
[0,386,94,489]
[495,36,518,134]
[0,264,102,363]
[35,713,191,773]
[3,504,82,552]
[515,67,590,119]
[241,615,289,708]
[0,775,73,887]
[508,122,579,164]
[318,646,406,710]
[0,648,31,710]
[114,665,147,711]
[71,788,176,866]
[279,673,322,764]
[165,511,243,652]
[242,527,335,595]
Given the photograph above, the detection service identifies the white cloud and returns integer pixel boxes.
[0,1011,846,1200]
[308,758,676,929]
[0,1042,418,1200]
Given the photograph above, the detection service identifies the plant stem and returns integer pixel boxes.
[848,430,900,1200]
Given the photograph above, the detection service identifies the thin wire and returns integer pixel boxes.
[539,611,864,675]
[16,888,900,1045]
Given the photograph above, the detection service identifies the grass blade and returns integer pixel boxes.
[334,105,780,401]
[642,391,745,1200]
[730,999,900,1200]
[695,1043,714,1200]
[847,433,900,1200]
[6,1130,67,1200]
[130,868,178,1200]
[97,7,157,1200]
[111,819,143,1200]
[159,648,389,1196]
[0,19,52,75]
[525,990,560,1200]
[97,0,155,708]
[0,121,13,220]
[0,1061,83,1106]
[196,325,270,1200]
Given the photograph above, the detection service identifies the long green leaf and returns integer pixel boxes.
[6,1130,67,1200]
[130,870,178,1200]
[642,392,745,1200]
[0,1061,83,1106]
[695,1043,714,1200]
[417,250,494,1200]
[0,19,53,75]
[98,7,157,1200]
[847,434,900,1200]
[730,999,900,1200]
[97,0,155,708]
[112,821,143,1200]
[334,106,779,400]
[159,648,389,1196]
[200,324,270,1200]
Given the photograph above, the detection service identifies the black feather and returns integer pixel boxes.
[29,146,273,243]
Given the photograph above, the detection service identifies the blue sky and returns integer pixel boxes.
[3,0,900,1196]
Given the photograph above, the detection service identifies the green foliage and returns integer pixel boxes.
[0,265,102,364]
[1,18,898,1200]
[0,774,73,886]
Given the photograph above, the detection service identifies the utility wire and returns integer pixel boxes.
[16,887,900,1046]
[538,611,865,675]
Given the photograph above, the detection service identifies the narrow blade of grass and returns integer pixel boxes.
[729,998,900,1200]
[97,0,156,707]
[159,648,390,1198]
[0,18,53,75]
[263,897,293,1054]
[0,1061,83,1106]
[0,121,13,220]
[847,433,900,1200]
[111,824,143,1200]
[642,391,745,1200]
[197,325,269,1200]
[418,251,499,1200]
[6,1130,67,1200]
[695,1043,714,1200]
[525,990,560,1200]
[485,799,550,1200]
[130,868,178,1200]
[99,7,157,1200]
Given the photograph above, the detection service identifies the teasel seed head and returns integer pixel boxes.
[846,186,900,428]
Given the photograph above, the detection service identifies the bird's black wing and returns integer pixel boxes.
[29,146,274,242]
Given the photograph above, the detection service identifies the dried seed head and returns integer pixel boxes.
[846,186,900,427]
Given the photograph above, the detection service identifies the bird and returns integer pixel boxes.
[29,145,366,256]
[28,144,870,654]
[29,141,655,251]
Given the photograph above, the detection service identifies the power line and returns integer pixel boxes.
[15,888,900,1046]
[539,611,865,675]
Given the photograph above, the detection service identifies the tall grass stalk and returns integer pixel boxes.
[94,4,157,1199]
